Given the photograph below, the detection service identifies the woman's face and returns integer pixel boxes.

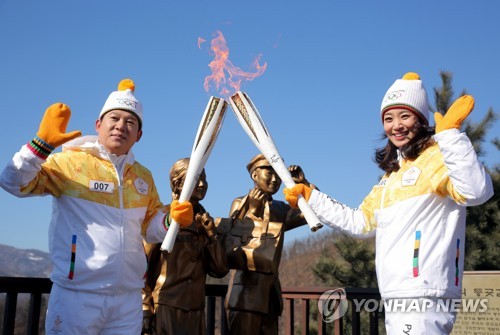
[383,108,421,148]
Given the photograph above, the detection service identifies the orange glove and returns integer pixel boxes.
[28,103,82,159]
[169,200,194,227]
[283,184,312,209]
[434,95,475,133]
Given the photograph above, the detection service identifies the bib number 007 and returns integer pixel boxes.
[89,180,114,193]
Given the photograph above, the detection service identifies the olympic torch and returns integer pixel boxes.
[229,91,322,232]
[161,97,228,252]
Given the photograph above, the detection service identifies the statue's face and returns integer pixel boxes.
[175,169,208,202]
[252,167,282,195]
[190,170,208,202]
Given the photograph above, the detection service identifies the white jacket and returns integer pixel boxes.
[309,129,493,299]
[0,136,168,294]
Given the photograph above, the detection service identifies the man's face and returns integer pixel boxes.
[96,110,142,156]
[252,167,282,195]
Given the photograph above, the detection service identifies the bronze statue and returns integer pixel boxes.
[224,154,316,335]
[142,158,227,335]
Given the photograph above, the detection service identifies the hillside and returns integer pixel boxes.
[0,244,51,277]
[279,230,341,287]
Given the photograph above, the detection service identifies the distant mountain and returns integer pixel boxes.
[0,244,51,277]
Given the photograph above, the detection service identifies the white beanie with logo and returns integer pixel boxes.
[100,79,143,127]
[380,72,430,124]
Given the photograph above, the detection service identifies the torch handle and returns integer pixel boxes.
[229,91,322,232]
[160,167,199,252]
[297,195,322,232]
[160,97,227,252]
[160,219,180,251]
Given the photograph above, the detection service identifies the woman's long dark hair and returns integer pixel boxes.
[374,121,435,174]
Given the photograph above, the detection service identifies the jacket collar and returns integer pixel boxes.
[62,135,136,166]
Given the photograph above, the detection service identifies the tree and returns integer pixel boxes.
[313,233,377,288]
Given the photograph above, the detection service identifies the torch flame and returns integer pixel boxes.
[202,31,267,97]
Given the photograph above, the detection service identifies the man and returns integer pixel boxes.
[0,79,192,334]
[225,154,315,335]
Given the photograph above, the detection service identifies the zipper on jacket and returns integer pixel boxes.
[116,161,126,291]
[380,157,409,210]
[108,154,126,292]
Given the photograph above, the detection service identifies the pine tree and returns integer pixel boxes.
[313,233,377,288]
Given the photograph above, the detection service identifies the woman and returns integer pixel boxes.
[283,72,494,334]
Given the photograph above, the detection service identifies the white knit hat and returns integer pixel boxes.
[99,79,143,127]
[380,72,430,124]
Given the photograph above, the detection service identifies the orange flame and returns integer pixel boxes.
[202,31,267,97]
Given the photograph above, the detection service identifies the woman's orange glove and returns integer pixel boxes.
[28,103,81,159]
[170,200,194,227]
[283,184,312,209]
[434,95,475,133]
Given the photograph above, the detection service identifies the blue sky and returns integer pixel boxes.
[0,1,498,252]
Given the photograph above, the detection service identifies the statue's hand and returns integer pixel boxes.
[196,211,216,241]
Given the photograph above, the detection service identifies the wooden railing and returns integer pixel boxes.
[282,286,382,335]
[0,277,51,335]
[0,277,382,335]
